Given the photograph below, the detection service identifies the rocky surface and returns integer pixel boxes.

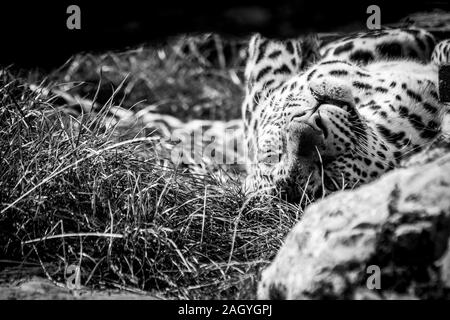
[0,267,159,300]
[258,135,450,299]
[0,277,159,300]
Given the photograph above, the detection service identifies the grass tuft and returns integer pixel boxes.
[0,34,300,299]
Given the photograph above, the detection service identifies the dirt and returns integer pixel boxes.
[0,267,160,300]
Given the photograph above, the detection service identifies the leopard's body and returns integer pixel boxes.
[243,28,450,201]
[320,28,436,64]
[42,28,450,201]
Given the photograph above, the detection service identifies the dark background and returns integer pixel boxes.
[0,0,448,69]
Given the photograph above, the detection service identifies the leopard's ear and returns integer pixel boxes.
[299,34,321,69]
[248,33,264,60]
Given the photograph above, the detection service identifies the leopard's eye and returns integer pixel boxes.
[257,151,282,164]
[338,103,352,112]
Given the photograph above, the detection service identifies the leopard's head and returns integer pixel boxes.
[244,65,396,203]
[243,35,373,202]
[243,35,445,203]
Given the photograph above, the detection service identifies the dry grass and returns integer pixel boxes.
[0,35,301,299]
[50,33,246,121]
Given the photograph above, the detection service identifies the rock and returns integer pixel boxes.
[439,65,450,103]
[257,137,450,299]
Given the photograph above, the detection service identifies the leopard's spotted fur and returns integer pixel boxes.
[320,28,436,64]
[432,39,450,65]
[243,28,449,202]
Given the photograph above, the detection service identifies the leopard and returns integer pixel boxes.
[243,28,436,133]
[242,28,450,203]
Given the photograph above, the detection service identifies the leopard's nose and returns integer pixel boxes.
[287,115,325,157]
